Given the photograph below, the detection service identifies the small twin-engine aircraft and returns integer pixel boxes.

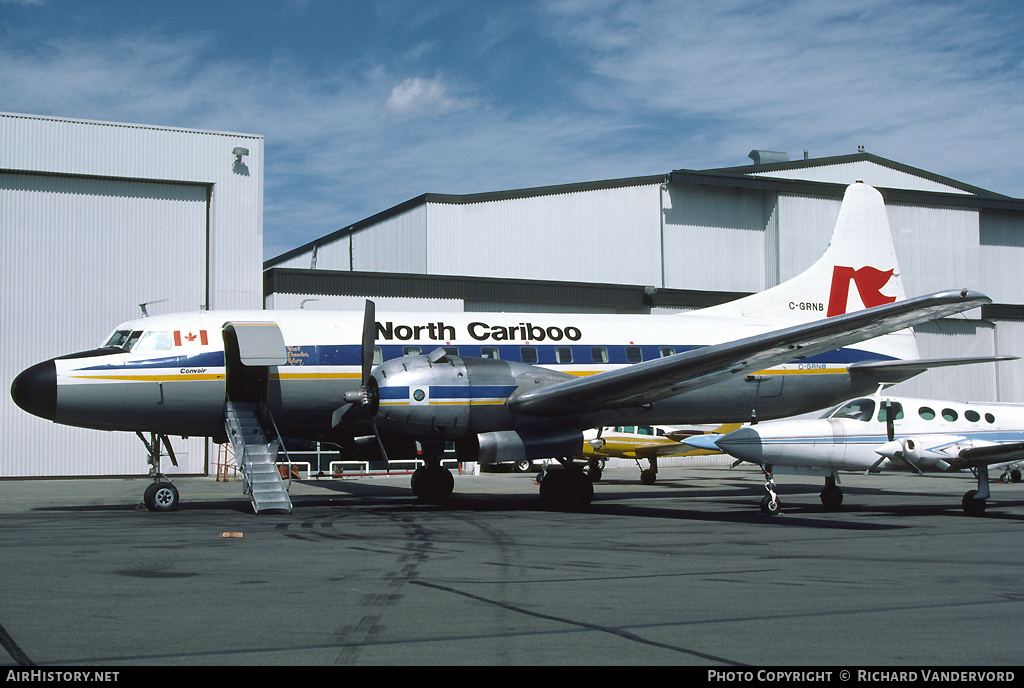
[10,183,1000,512]
[690,391,1024,516]
[581,424,736,484]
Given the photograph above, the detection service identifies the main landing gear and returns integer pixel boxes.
[962,467,990,516]
[410,457,455,504]
[136,431,180,512]
[759,467,843,515]
[539,458,594,511]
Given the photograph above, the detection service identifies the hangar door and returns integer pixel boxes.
[1,172,210,478]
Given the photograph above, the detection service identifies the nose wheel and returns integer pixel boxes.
[759,465,780,515]
[136,431,180,512]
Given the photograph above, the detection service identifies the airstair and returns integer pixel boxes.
[224,401,293,514]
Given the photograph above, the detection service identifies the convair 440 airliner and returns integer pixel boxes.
[11,182,1002,512]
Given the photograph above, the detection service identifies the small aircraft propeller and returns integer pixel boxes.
[868,400,898,473]
[332,300,389,462]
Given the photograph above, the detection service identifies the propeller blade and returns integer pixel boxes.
[883,400,895,442]
[361,299,376,388]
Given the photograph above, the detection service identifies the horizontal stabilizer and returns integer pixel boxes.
[849,356,1018,380]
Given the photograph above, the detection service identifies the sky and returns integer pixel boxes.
[2,0,1022,260]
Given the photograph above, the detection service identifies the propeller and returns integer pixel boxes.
[867,400,897,473]
[332,300,389,462]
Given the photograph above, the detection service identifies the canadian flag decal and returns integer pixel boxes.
[173,330,209,346]
[826,266,896,317]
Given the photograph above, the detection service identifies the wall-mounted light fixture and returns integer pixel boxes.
[232,147,249,164]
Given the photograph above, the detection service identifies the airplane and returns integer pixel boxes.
[690,391,1024,516]
[10,182,1002,513]
[581,424,736,484]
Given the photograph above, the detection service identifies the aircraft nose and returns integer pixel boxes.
[11,360,57,421]
[714,427,765,462]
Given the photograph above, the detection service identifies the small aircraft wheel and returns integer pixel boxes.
[513,459,533,473]
[639,469,657,485]
[961,490,987,516]
[820,485,843,510]
[587,466,602,483]
[144,481,179,512]
[760,495,780,515]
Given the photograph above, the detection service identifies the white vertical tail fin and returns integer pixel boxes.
[699,181,916,359]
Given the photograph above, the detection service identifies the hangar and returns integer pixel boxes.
[265,151,1024,409]
[1,112,263,478]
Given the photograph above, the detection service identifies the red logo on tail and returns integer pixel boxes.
[827,266,896,317]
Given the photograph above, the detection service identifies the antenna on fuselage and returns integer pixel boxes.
[139,299,169,318]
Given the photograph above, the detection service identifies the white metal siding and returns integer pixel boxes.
[350,205,428,273]
[426,184,662,285]
[993,320,1024,402]
[662,185,770,292]
[979,210,1024,304]
[775,194,842,282]
[2,112,263,478]
[885,203,980,298]
[1,173,209,477]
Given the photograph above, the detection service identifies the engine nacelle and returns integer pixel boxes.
[457,429,584,465]
[369,349,572,439]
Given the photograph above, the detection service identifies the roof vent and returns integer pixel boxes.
[748,150,789,165]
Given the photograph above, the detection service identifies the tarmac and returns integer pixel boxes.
[1,465,1022,667]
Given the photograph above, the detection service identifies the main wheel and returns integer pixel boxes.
[513,459,534,473]
[144,481,179,512]
[820,485,843,510]
[962,489,987,516]
[411,465,454,503]
[640,469,657,485]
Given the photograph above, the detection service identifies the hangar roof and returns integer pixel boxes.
[264,152,1024,270]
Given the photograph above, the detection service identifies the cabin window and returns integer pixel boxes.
[637,426,654,435]
[481,346,499,360]
[373,347,383,365]
[133,331,174,353]
[918,407,935,420]
[403,346,422,356]
[660,346,675,357]
[520,346,538,364]
[591,346,609,363]
[442,346,459,355]
[942,408,958,422]
[833,398,875,421]
[965,410,980,422]
[555,347,573,364]
[876,402,903,422]
[985,413,996,424]
[625,346,643,363]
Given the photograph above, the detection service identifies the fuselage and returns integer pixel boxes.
[716,396,1024,473]
[11,308,911,444]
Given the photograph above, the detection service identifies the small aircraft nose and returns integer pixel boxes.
[11,359,57,421]
[714,427,765,461]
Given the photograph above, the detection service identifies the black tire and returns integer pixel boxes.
[144,481,179,512]
[760,494,780,515]
[962,489,987,516]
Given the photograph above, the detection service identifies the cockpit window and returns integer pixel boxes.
[103,330,133,349]
[830,398,876,422]
[132,331,175,353]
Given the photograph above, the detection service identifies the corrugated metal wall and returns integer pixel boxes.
[426,184,662,285]
[979,209,1024,304]
[2,112,263,478]
[662,184,771,292]
[351,205,428,273]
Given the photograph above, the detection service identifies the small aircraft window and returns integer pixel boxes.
[373,347,383,365]
[626,346,643,363]
[877,402,904,422]
[833,399,875,421]
[103,330,133,349]
[481,346,499,360]
[942,408,958,422]
[403,346,422,356]
[133,331,175,353]
[985,413,995,424]
[918,407,936,420]
[555,346,573,364]
[124,331,144,351]
[638,426,653,435]
[591,346,609,363]
[659,346,675,358]
[520,346,538,364]
[965,410,980,422]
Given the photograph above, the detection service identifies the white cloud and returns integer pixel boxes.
[383,76,475,118]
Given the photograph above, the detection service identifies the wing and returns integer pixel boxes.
[508,289,989,418]
[956,442,1024,467]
